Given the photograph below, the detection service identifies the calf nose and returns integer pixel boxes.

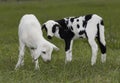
[44,59,51,63]
[47,35,52,39]
[47,59,51,62]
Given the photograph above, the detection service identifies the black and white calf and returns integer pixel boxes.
[42,14,106,65]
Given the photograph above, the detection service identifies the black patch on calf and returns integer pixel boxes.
[65,40,71,51]
[77,19,79,22]
[59,27,74,41]
[70,18,74,23]
[83,21,87,28]
[83,14,93,28]
[85,14,92,21]
[56,19,75,39]
[56,19,75,51]
[97,23,106,54]
[66,20,68,25]
[85,31,88,38]
[77,24,80,28]
[100,44,106,54]
[56,19,67,29]
[79,30,85,35]
[70,26,73,30]
[79,30,88,38]
[52,24,59,33]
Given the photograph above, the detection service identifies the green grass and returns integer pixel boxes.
[0,0,120,83]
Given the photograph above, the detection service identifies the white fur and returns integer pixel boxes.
[15,14,59,70]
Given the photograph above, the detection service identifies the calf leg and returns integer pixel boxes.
[97,37,106,63]
[65,40,73,63]
[97,24,106,63]
[34,59,39,70]
[15,41,25,70]
[88,39,98,66]
[30,49,40,70]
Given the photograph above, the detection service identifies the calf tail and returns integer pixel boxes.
[97,20,106,55]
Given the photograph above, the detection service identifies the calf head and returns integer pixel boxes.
[40,42,59,62]
[42,20,60,39]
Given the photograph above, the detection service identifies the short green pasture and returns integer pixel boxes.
[0,0,120,83]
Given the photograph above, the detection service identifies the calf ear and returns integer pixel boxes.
[51,43,59,51]
[42,24,45,29]
[52,24,61,33]
[42,24,47,32]
[53,45,59,51]
[34,51,42,61]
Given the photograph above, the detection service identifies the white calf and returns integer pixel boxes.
[15,14,59,70]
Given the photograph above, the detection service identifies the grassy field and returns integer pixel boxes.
[0,0,120,83]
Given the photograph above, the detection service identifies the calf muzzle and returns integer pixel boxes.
[47,35,52,39]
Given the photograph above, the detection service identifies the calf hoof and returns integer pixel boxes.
[15,66,20,70]
[91,60,96,66]
[101,54,106,63]
[65,54,72,64]
[65,59,72,64]
[34,66,40,70]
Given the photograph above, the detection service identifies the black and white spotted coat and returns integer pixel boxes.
[42,14,106,65]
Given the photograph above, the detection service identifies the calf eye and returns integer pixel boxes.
[42,51,46,54]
